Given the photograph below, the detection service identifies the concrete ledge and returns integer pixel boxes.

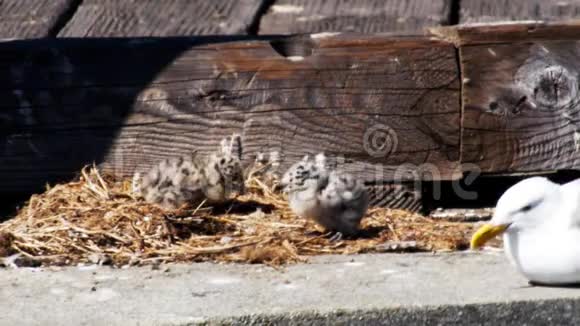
[2,252,580,325]
[223,300,580,325]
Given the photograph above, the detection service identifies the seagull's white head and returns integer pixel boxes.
[470,177,559,249]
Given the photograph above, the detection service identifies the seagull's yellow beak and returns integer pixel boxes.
[470,224,509,249]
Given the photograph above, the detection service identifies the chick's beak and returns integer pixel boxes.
[470,224,509,250]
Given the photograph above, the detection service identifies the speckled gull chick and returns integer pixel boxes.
[471,176,580,285]
[133,133,244,209]
[280,153,369,239]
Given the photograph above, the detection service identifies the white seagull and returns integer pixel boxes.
[471,176,580,285]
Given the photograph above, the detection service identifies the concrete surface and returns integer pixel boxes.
[2,251,580,325]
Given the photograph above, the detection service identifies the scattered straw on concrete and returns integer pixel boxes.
[0,165,477,267]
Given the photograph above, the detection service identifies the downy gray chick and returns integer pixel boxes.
[281,153,369,238]
[133,133,244,209]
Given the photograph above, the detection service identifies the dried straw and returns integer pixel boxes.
[0,164,477,267]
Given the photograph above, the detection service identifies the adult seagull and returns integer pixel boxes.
[471,176,580,285]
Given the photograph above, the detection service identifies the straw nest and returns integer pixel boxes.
[0,164,477,267]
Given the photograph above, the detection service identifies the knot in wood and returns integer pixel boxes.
[487,88,529,116]
[534,66,577,108]
[517,64,577,109]
[269,36,315,59]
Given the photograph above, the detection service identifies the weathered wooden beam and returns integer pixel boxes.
[259,0,452,35]
[431,21,580,46]
[58,0,266,37]
[0,0,76,38]
[0,35,461,199]
[460,0,580,24]
[368,183,422,212]
[439,23,580,174]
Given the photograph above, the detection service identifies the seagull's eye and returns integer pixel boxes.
[520,199,542,213]
[521,204,534,212]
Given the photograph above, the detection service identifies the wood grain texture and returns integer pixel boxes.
[259,0,451,35]
[367,184,422,212]
[0,35,460,198]
[431,22,580,46]
[58,0,265,37]
[0,0,75,38]
[461,0,580,23]
[461,41,580,173]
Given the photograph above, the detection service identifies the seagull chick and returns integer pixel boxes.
[471,176,580,285]
[134,133,244,209]
[280,153,369,239]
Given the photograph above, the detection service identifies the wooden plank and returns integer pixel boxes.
[460,0,580,24]
[58,0,265,37]
[0,0,75,38]
[460,35,580,173]
[259,0,451,35]
[431,21,580,46]
[0,35,460,196]
[368,184,422,212]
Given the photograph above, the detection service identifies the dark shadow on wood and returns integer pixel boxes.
[422,170,580,214]
[0,194,30,222]
[0,35,279,197]
[47,0,84,37]
[246,0,276,35]
[447,0,461,25]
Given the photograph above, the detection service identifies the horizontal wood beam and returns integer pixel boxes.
[431,21,580,46]
[368,183,422,212]
[0,34,461,198]
[259,0,452,35]
[460,0,580,24]
[0,0,76,38]
[9,22,580,208]
[58,0,267,37]
[434,22,580,174]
